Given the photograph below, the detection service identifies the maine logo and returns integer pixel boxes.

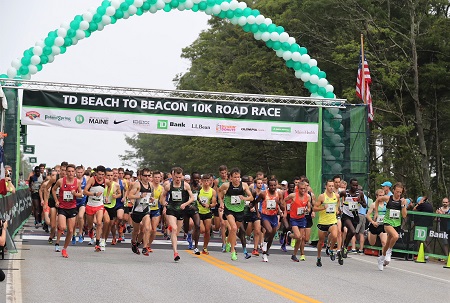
[75,115,84,124]
[157,120,168,129]
[26,111,40,120]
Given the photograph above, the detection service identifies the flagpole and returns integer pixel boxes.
[360,33,366,104]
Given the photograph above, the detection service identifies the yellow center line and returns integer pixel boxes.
[188,251,322,303]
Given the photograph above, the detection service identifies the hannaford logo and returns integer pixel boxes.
[45,115,71,122]
[271,126,291,133]
[216,124,237,133]
[26,111,40,120]
[88,117,109,124]
[157,120,168,129]
[75,115,85,124]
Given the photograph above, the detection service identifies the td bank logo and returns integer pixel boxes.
[75,115,85,124]
[157,120,168,129]
[271,126,291,133]
[414,226,428,241]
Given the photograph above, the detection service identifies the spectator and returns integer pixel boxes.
[413,196,434,256]
[436,197,450,259]
[381,181,393,196]
[0,220,8,281]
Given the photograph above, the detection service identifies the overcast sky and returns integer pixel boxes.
[0,0,210,171]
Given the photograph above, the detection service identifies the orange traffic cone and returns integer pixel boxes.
[415,243,426,263]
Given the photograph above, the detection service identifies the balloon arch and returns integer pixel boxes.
[1,0,336,100]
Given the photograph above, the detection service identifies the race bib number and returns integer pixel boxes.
[140,194,150,206]
[92,194,103,203]
[286,203,291,211]
[172,191,182,202]
[63,191,73,201]
[376,215,385,224]
[297,207,305,215]
[149,198,157,207]
[326,204,336,214]
[347,199,358,211]
[134,204,145,212]
[245,200,250,206]
[266,199,276,210]
[389,209,400,219]
[199,197,208,206]
[231,195,241,205]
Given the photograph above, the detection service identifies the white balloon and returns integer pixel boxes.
[331,163,342,173]
[212,5,221,15]
[7,67,17,79]
[156,0,166,9]
[71,37,79,45]
[204,7,213,15]
[327,108,339,115]
[97,23,105,30]
[279,32,289,43]
[276,49,284,57]
[229,0,239,10]
[264,18,272,25]
[88,7,97,14]
[82,12,93,22]
[332,134,341,144]
[261,32,270,42]
[192,0,202,3]
[106,6,116,16]
[11,59,21,69]
[310,93,320,98]
[220,2,230,11]
[61,22,70,29]
[178,3,186,11]
[57,28,67,38]
[163,0,172,3]
[32,46,43,56]
[128,5,137,15]
[287,37,296,45]
[230,17,239,25]
[254,32,262,40]
[122,12,130,19]
[79,21,89,30]
[309,58,318,67]
[185,0,193,9]
[323,148,331,157]
[22,73,32,80]
[317,78,328,87]
[300,54,310,64]
[51,46,61,55]
[111,0,121,9]
[325,84,334,93]
[47,54,55,63]
[102,16,111,25]
[292,52,301,62]
[300,72,310,82]
[28,65,38,75]
[237,2,247,9]
[334,114,343,122]
[30,55,40,65]
[76,30,86,39]
[310,74,319,84]
[294,70,303,78]
[150,6,158,13]
[134,0,144,7]
[255,15,265,25]
[339,124,344,131]
[335,143,345,153]
[269,32,279,41]
[35,40,45,48]
[54,37,64,47]
[238,16,247,26]
[282,51,292,61]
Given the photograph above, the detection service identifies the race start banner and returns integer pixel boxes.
[21,90,319,142]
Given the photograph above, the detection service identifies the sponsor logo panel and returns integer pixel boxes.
[88,117,109,125]
[45,114,71,122]
[26,111,40,120]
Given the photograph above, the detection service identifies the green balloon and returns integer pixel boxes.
[266,40,274,48]
[310,84,319,93]
[282,42,290,51]
[323,109,332,119]
[136,8,143,16]
[299,47,307,55]
[19,66,29,75]
[40,55,49,64]
[226,10,233,19]
[250,24,259,33]
[143,2,151,10]
[115,9,124,19]
[318,87,327,96]
[309,66,319,75]
[242,24,251,32]
[276,26,285,34]
[93,14,102,23]
[207,0,215,6]
[234,8,243,17]
[89,22,98,31]
[150,0,157,4]
[318,71,327,79]
[332,149,341,158]
[163,4,171,12]
[304,81,312,89]
[293,62,302,70]
[74,15,83,22]
[110,16,117,24]
[84,30,92,37]
[325,92,335,98]
[21,56,31,66]
[60,46,67,54]
[272,41,281,50]
[43,46,52,55]
[252,9,260,17]
[267,24,276,33]
[97,6,106,16]
[302,63,310,72]
[44,37,55,47]
[170,0,179,8]
[23,49,33,57]
[198,2,207,10]
[179,0,186,3]
[285,60,294,68]
[48,31,57,39]
[126,0,134,5]
[290,44,300,52]
[36,64,43,71]
[63,37,73,46]
[192,4,199,12]
[67,29,76,38]
[102,0,110,7]
[218,11,227,18]
[243,7,252,17]
[120,3,129,11]
[258,23,267,32]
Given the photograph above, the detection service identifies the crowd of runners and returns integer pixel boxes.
[27,163,409,270]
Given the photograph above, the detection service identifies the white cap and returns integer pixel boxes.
[184,174,191,180]
[281,180,288,185]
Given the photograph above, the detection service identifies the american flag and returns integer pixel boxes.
[356,52,373,122]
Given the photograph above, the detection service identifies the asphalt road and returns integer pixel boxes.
[1,218,449,303]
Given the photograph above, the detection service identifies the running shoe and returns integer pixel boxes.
[100,239,106,251]
[174,252,180,261]
[342,247,348,258]
[88,238,95,246]
[316,258,322,267]
[286,231,292,246]
[350,249,358,254]
[281,244,287,252]
[43,223,49,233]
[127,225,132,233]
[61,249,68,258]
[111,238,117,245]
[325,245,330,256]
[225,242,231,253]
[377,255,385,271]
[117,237,124,243]
[71,236,76,245]
[194,248,200,255]
[330,250,336,261]
[384,248,392,266]
[337,250,344,265]
[202,248,209,255]
[131,242,140,255]
[55,244,60,252]
[262,254,268,262]
[357,249,364,254]
[300,255,306,261]
[231,252,238,261]
[221,244,226,253]
[244,253,251,259]
[291,255,299,262]
[251,249,259,256]
[48,237,53,245]
[142,247,150,256]
[78,235,84,243]
[95,245,101,252]
[187,233,193,250]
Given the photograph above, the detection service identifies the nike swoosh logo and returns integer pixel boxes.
[114,120,127,124]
